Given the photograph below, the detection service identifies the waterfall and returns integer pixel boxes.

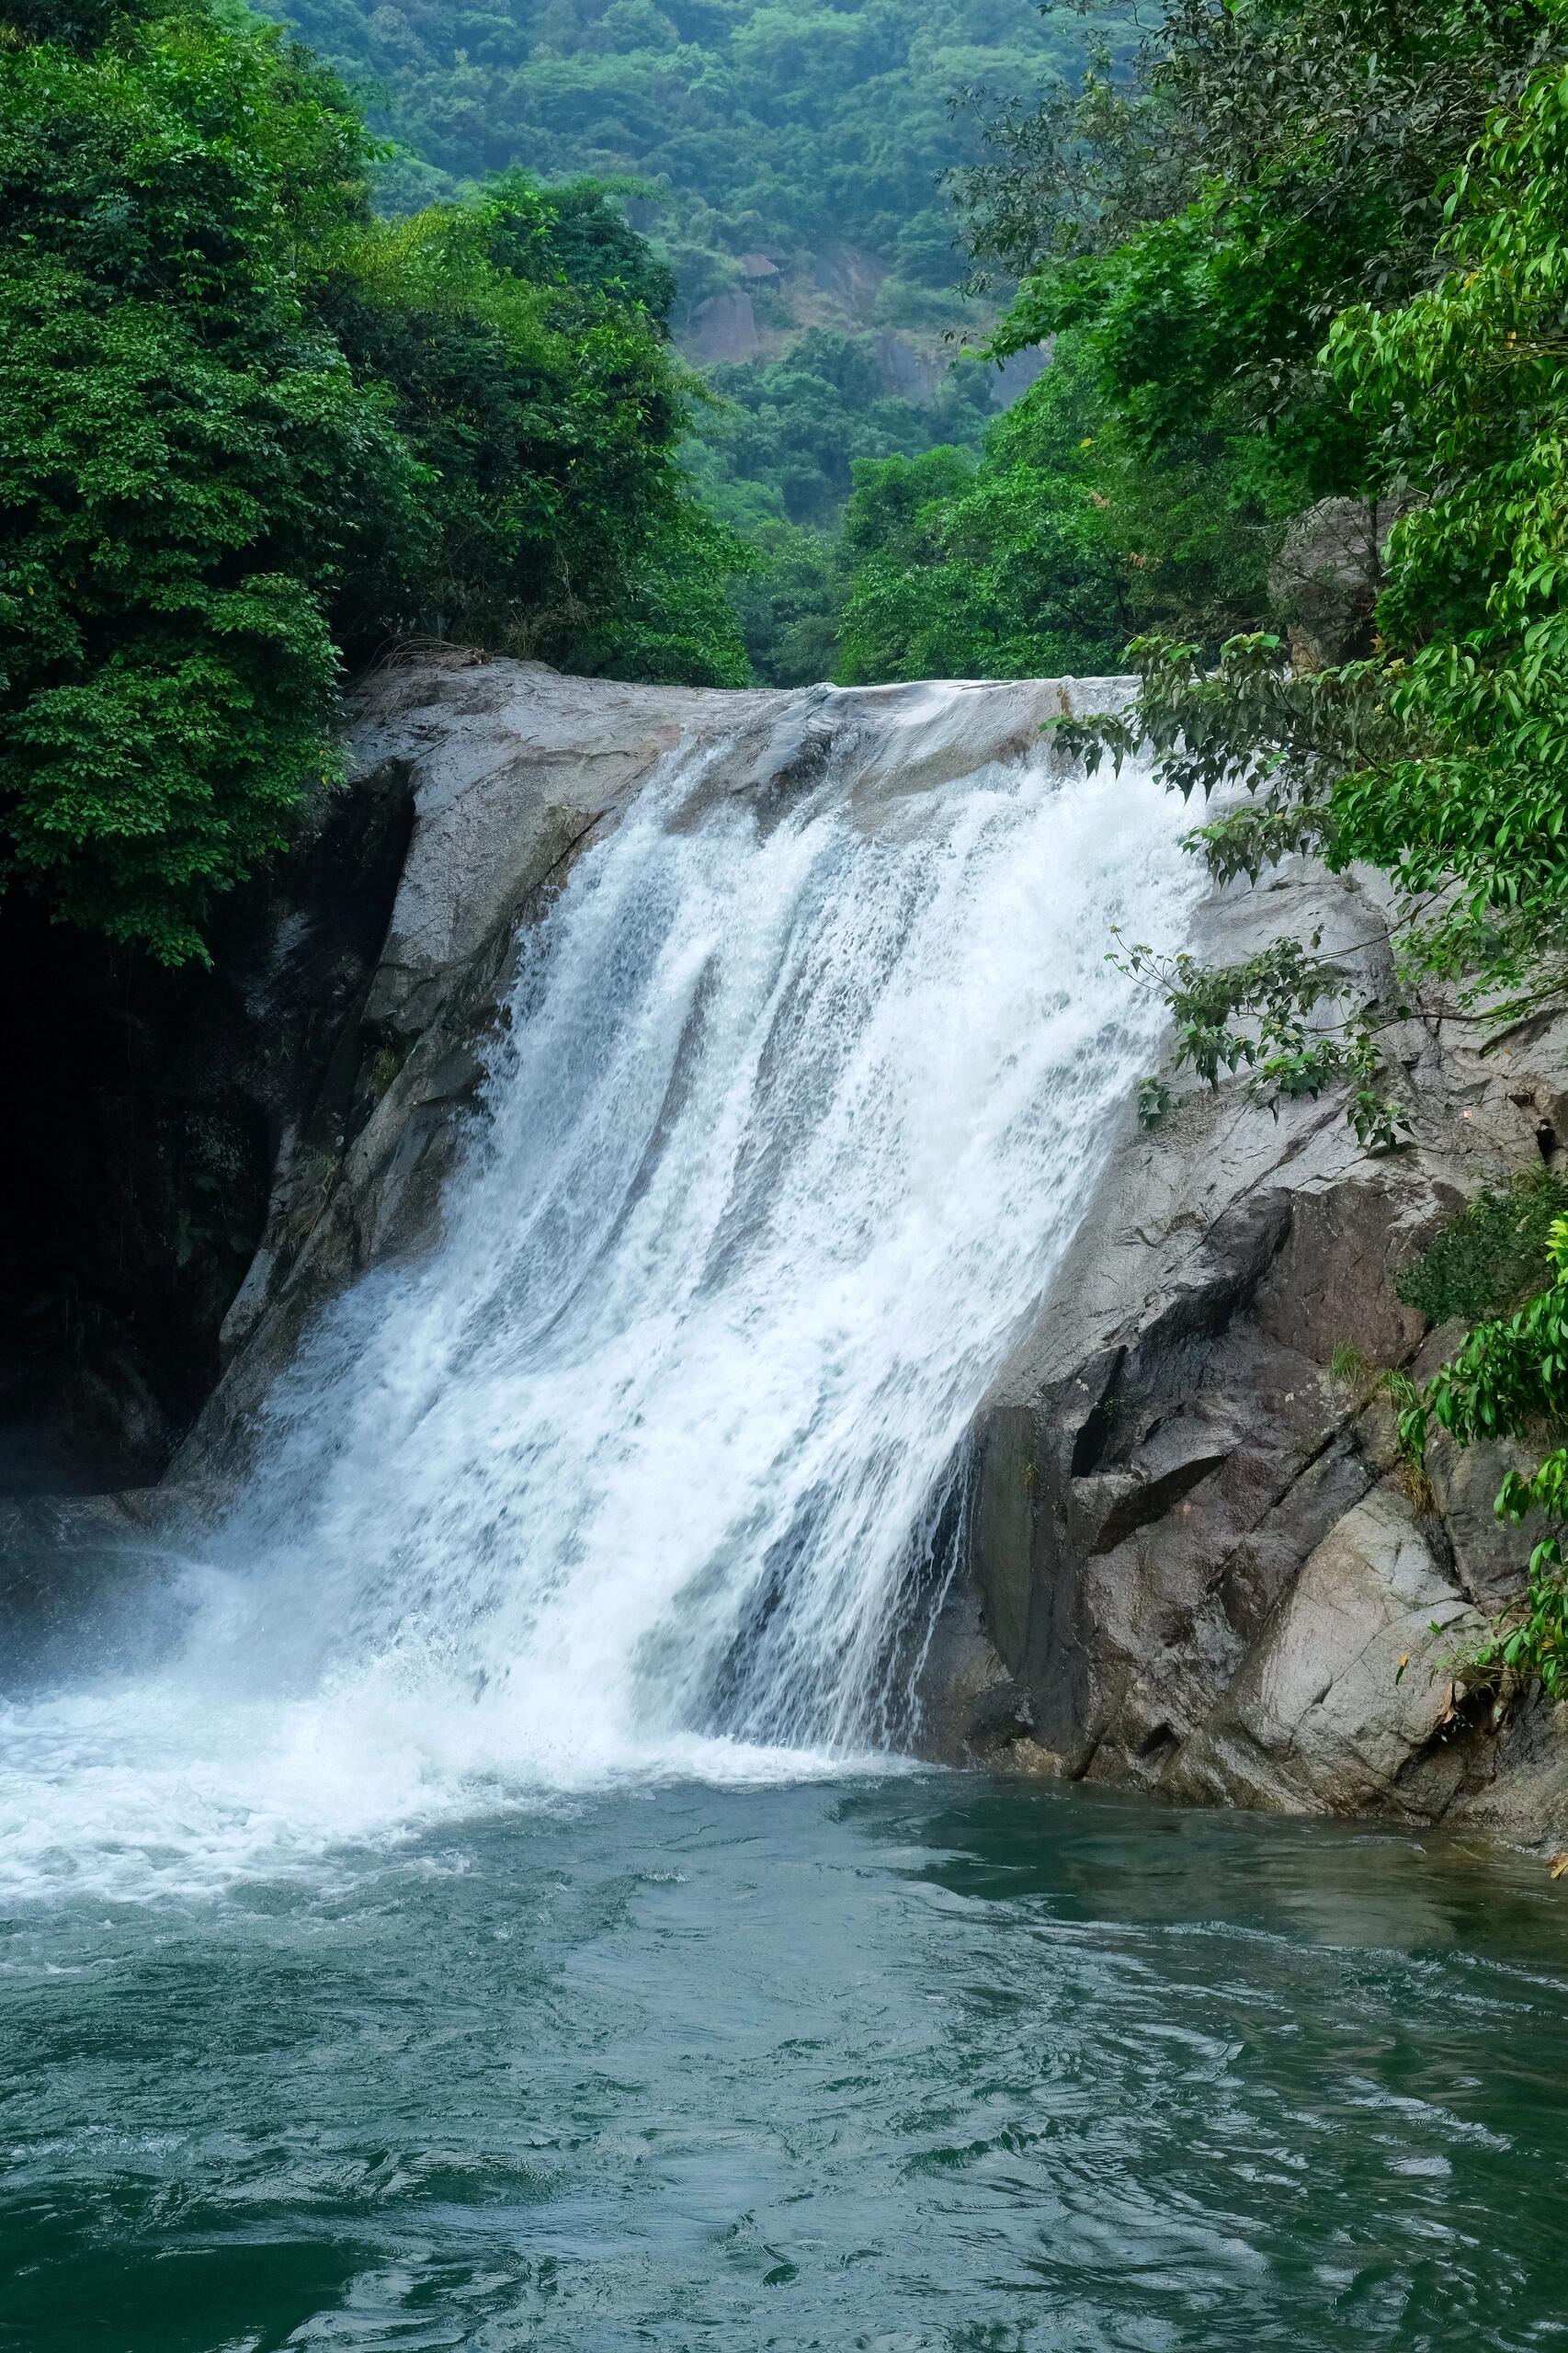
[0,683,1200,1899]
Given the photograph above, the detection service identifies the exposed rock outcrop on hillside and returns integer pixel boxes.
[685,285,763,365]
[923,853,1568,1844]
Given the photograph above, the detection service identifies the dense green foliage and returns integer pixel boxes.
[1401,1217,1568,1701]
[1077,36,1568,1031]
[722,523,840,688]
[971,0,1553,502]
[836,0,1562,681]
[687,329,999,682]
[951,0,1568,1688]
[837,400,1124,685]
[695,333,998,535]
[1396,1171,1568,1329]
[0,0,400,959]
[263,0,1112,328]
[836,335,1270,684]
[0,0,744,959]
[320,176,749,678]
[257,0,1129,676]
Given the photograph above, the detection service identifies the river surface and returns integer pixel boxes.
[6,692,1566,2347]
[4,1772,1566,2353]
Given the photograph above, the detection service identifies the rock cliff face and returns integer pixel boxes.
[176,654,783,1471]
[923,851,1568,1844]
[0,742,415,1491]
[178,654,1112,1473]
[13,652,1566,1843]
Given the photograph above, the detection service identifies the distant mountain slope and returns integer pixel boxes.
[261,0,1119,678]
[265,0,1108,352]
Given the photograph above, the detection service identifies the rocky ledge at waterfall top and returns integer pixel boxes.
[12,650,1568,1847]
[162,650,1119,1461]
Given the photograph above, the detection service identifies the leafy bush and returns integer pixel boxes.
[0,0,747,961]
[1397,1171,1568,1329]
[0,1,411,961]
[321,176,748,676]
[1458,1559,1568,1704]
[1401,1216,1568,1699]
[965,0,1558,517]
[835,353,1125,685]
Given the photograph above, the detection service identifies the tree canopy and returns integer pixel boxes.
[929,0,1568,1690]
[256,0,1128,677]
[0,0,747,961]
[264,0,1121,332]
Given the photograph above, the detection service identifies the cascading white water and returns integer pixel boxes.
[0,684,1202,1899]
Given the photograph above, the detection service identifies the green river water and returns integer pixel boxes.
[8,720,1566,2348]
[4,1774,1565,2352]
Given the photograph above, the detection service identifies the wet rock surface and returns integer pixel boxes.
[926,850,1568,1844]
[1267,490,1417,670]
[176,659,1131,1478]
[176,655,781,1472]
[0,745,415,1490]
[10,650,1564,1847]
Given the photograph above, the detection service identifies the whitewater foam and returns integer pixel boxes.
[0,687,1200,1900]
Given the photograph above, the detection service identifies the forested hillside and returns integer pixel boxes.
[260,0,1120,676]
[264,0,1104,331]
[0,0,747,960]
